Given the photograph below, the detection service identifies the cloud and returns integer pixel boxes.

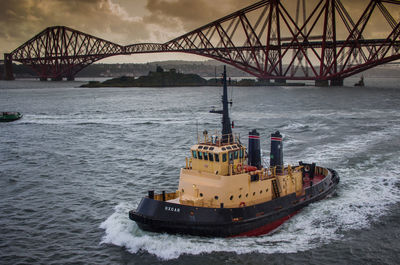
[0,0,150,54]
[145,0,251,31]
[0,0,253,55]
[0,0,398,60]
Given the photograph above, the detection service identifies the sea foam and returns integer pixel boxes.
[100,151,400,260]
[100,110,400,260]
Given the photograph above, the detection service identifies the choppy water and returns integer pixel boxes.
[1,77,400,264]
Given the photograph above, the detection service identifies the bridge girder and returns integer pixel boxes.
[8,0,400,80]
[11,26,124,79]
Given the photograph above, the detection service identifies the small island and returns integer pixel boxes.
[81,66,305,87]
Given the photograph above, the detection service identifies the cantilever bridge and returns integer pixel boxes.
[3,0,400,85]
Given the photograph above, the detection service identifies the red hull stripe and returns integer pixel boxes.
[248,136,260,139]
[271,137,282,141]
[232,211,299,237]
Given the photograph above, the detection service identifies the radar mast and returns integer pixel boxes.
[210,65,232,143]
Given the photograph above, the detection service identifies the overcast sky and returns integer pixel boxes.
[0,0,252,62]
[0,0,397,63]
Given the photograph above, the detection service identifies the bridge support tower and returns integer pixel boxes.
[3,53,15,80]
[51,75,63,81]
[275,79,286,85]
[330,78,343,86]
[258,78,271,85]
[315,79,329,87]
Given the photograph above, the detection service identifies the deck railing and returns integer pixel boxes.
[245,165,303,179]
[197,132,241,146]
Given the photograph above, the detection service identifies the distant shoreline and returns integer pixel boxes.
[80,66,306,88]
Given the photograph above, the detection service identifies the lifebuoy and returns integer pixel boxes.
[304,165,310,172]
[244,165,257,172]
[236,163,242,172]
[239,202,246,207]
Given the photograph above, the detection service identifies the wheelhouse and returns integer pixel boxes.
[188,133,246,176]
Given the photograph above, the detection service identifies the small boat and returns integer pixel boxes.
[354,76,364,87]
[129,66,340,237]
[0,112,23,122]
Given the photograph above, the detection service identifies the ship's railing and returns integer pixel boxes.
[197,131,241,146]
[229,163,303,177]
[148,190,179,201]
[185,157,192,169]
[247,164,303,179]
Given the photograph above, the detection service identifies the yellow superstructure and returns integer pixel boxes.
[177,133,304,208]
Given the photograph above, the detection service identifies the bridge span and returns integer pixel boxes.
[3,0,400,86]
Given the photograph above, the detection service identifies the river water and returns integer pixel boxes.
[1,77,400,264]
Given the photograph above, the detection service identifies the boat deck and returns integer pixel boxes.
[167,198,180,204]
[303,173,325,189]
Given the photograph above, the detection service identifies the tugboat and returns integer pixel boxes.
[0,112,23,122]
[129,66,340,237]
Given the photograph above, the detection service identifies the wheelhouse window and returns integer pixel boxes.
[198,151,203,160]
[215,154,220,162]
[239,148,244,158]
[204,152,208,161]
[192,150,197,158]
[229,152,233,161]
[209,153,214,162]
[222,153,227,162]
[234,150,238,159]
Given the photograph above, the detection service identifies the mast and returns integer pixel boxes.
[210,65,232,143]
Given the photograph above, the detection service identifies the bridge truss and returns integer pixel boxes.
[10,26,124,80]
[6,0,400,82]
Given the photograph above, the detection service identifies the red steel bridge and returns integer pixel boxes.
[3,0,400,85]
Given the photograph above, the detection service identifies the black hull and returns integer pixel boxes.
[130,168,339,237]
[0,116,22,122]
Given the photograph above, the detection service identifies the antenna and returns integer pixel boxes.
[210,65,232,143]
[196,120,199,143]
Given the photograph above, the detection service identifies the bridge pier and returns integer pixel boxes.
[330,78,344,86]
[40,75,74,81]
[274,79,286,85]
[51,76,63,81]
[257,78,270,85]
[315,79,329,87]
[3,53,15,80]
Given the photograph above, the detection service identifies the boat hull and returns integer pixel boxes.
[0,112,23,122]
[129,168,339,237]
